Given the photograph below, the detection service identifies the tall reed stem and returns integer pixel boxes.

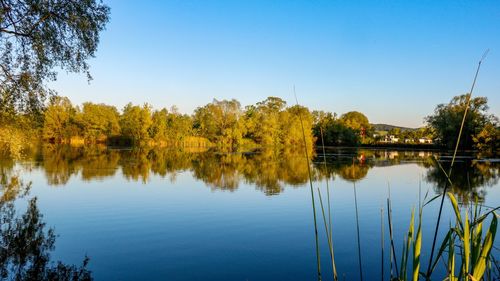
[294,88,322,281]
[320,127,333,252]
[425,50,488,278]
[318,188,338,281]
[319,126,338,280]
[387,194,399,278]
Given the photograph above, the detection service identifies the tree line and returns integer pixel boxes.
[39,95,415,150]
[40,96,316,150]
[1,93,499,157]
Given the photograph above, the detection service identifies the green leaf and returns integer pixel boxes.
[472,214,497,280]
[448,232,456,280]
[463,212,470,274]
[423,193,441,207]
[471,221,483,267]
[412,214,422,281]
[471,206,500,228]
[447,192,464,232]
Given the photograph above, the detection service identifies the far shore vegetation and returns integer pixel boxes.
[0,93,499,159]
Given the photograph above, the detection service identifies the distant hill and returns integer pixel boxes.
[371,123,418,132]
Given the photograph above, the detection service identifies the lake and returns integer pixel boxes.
[1,145,499,280]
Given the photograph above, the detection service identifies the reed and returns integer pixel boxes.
[296,51,498,279]
[320,127,334,259]
[434,192,497,280]
[387,186,400,278]
[305,144,497,281]
[318,188,338,281]
[295,89,322,281]
[426,50,489,278]
[382,185,498,281]
[319,126,338,281]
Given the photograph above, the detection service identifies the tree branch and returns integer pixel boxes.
[0,28,30,37]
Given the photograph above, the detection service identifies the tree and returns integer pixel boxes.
[0,0,110,114]
[472,122,499,154]
[426,94,497,150]
[120,103,152,145]
[165,108,192,145]
[339,111,371,144]
[193,99,244,149]
[340,111,370,132]
[149,108,169,142]
[42,96,76,142]
[77,102,120,142]
[312,110,336,144]
[252,97,286,147]
[281,105,314,148]
[313,111,368,146]
[242,105,258,141]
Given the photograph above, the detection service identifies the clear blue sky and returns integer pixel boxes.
[50,0,500,128]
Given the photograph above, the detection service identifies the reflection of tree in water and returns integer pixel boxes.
[4,146,499,198]
[41,145,83,185]
[0,158,15,179]
[277,148,310,186]
[120,148,198,183]
[189,148,311,195]
[148,148,193,182]
[18,145,315,194]
[425,160,499,203]
[0,174,93,280]
[191,153,245,191]
[243,149,310,195]
[337,163,369,182]
[41,145,119,185]
[313,151,372,183]
[241,150,282,194]
[0,175,30,203]
[120,148,152,183]
[79,148,120,181]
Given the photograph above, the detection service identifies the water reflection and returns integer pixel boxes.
[0,146,498,280]
[424,159,499,203]
[6,145,500,200]
[0,173,93,280]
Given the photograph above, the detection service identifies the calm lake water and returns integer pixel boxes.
[1,146,499,280]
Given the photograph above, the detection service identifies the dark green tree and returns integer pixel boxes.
[313,110,364,146]
[312,110,336,145]
[426,94,498,150]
